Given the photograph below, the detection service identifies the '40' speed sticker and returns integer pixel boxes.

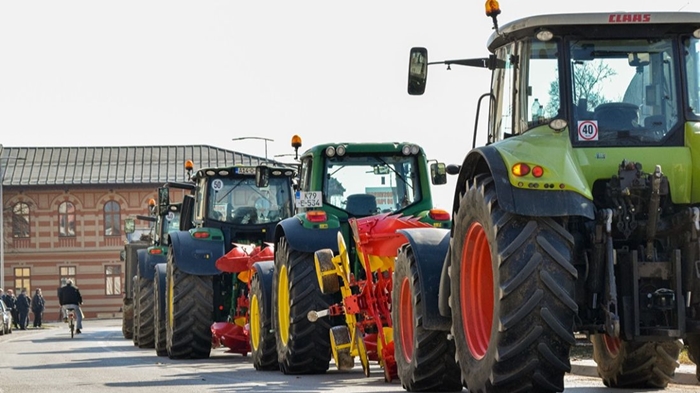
[578,120,598,141]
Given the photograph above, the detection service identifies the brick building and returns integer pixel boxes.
[0,145,270,319]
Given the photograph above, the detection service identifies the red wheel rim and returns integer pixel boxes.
[461,221,493,360]
[603,334,621,357]
[399,277,414,362]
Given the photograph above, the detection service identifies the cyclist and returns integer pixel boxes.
[58,279,83,334]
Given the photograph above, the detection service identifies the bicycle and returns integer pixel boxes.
[64,307,76,338]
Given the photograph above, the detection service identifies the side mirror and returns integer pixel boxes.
[408,47,428,95]
[158,187,169,211]
[124,217,135,234]
[430,162,447,185]
[256,165,270,188]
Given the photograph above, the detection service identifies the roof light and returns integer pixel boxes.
[306,210,327,223]
[148,198,156,207]
[485,0,500,17]
[410,145,420,155]
[694,29,700,39]
[206,170,216,176]
[401,145,412,155]
[291,135,302,149]
[512,163,531,177]
[336,145,346,156]
[325,146,336,157]
[536,29,554,42]
[184,160,194,171]
[218,170,229,176]
[429,209,450,221]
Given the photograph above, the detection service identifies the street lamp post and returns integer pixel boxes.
[231,137,274,162]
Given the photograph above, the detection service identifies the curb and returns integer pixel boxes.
[570,359,699,386]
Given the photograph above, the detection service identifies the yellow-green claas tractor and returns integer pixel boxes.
[396,2,700,392]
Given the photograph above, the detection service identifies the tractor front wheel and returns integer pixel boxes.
[273,236,333,374]
[450,174,577,392]
[591,334,682,388]
[250,271,277,370]
[393,242,461,392]
[166,246,213,359]
[137,277,155,349]
[154,264,167,357]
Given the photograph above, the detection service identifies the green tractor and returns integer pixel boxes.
[164,163,296,359]
[269,136,450,375]
[397,3,700,392]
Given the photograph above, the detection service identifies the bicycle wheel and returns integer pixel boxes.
[70,317,75,338]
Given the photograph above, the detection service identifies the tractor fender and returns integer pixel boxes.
[397,227,452,331]
[136,248,147,279]
[138,248,167,281]
[251,261,275,317]
[275,218,340,254]
[169,230,225,276]
[456,145,595,220]
[155,263,167,322]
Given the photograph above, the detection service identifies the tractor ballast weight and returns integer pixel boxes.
[400,4,700,392]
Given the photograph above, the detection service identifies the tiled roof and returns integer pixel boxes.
[0,145,283,186]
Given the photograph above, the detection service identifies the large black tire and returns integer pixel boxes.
[122,299,133,339]
[591,334,682,388]
[686,334,700,382]
[449,174,577,393]
[273,236,333,374]
[166,246,213,359]
[137,277,155,348]
[393,242,462,392]
[154,265,167,357]
[132,285,140,347]
[250,271,277,370]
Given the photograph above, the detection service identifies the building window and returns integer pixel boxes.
[59,201,76,237]
[59,266,76,287]
[14,267,31,294]
[12,202,30,238]
[104,201,121,236]
[105,265,122,296]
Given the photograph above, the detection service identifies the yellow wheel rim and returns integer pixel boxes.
[250,293,260,351]
[277,265,290,344]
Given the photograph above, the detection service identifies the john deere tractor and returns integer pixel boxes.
[396,3,700,392]
[269,137,450,375]
[164,163,296,359]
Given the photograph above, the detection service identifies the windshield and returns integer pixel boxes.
[206,176,293,224]
[568,38,679,146]
[323,154,421,216]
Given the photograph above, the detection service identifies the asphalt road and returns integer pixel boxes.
[0,318,698,393]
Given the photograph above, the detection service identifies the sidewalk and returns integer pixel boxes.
[570,357,699,386]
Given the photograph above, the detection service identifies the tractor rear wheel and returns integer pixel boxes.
[393,243,462,392]
[450,174,577,393]
[137,277,155,348]
[685,334,700,382]
[273,236,333,374]
[122,299,133,339]
[591,334,682,388]
[250,271,277,370]
[166,246,213,359]
[154,265,167,357]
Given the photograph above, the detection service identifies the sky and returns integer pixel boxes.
[1,1,698,210]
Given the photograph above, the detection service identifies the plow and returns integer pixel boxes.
[310,213,434,381]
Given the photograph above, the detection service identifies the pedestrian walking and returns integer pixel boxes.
[16,288,31,330]
[4,289,18,329]
[31,288,45,328]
